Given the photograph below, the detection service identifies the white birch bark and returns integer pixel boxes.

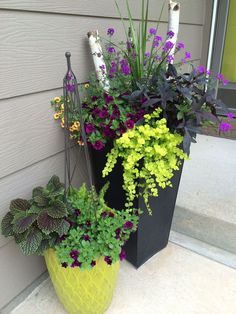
[167,0,180,61]
[87,30,110,91]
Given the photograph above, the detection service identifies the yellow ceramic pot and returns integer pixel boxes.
[44,249,120,314]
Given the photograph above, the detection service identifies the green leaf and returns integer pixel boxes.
[46,175,64,192]
[33,195,48,207]
[32,186,44,198]
[177,112,184,120]
[55,219,70,237]
[28,205,42,214]
[15,231,27,244]
[19,228,42,255]
[36,240,50,255]
[13,213,37,234]
[49,235,58,248]
[37,210,61,234]
[47,201,67,218]
[10,199,30,214]
[1,212,14,237]
[50,187,64,197]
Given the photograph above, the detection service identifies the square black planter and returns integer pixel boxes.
[89,145,183,268]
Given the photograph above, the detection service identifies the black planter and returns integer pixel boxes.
[89,145,183,268]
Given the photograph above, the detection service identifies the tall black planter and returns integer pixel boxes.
[89,145,183,268]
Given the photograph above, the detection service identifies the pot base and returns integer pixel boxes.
[44,249,120,314]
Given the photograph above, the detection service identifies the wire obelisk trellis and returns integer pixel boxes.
[63,52,93,197]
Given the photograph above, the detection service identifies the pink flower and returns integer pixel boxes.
[219,122,232,132]
[185,51,191,59]
[227,113,234,120]
[125,119,135,129]
[119,249,126,261]
[85,123,95,134]
[216,73,224,81]
[93,140,105,150]
[223,79,229,86]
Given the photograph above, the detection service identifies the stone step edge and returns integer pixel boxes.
[172,205,236,254]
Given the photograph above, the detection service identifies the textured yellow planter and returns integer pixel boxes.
[44,249,120,314]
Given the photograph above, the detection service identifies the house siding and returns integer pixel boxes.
[0,0,207,309]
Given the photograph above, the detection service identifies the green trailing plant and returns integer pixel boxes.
[1,175,70,255]
[56,183,141,270]
[103,108,188,213]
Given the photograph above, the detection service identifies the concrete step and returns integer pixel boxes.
[172,206,236,254]
[174,134,236,254]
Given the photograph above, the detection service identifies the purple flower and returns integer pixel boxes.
[227,113,234,120]
[156,55,162,62]
[85,123,95,134]
[91,95,98,102]
[86,220,91,227]
[101,212,108,218]
[99,109,109,119]
[149,28,157,35]
[59,235,66,242]
[145,52,151,58]
[185,51,191,59]
[197,65,206,74]
[61,262,68,268]
[119,249,126,261]
[91,261,96,267]
[66,84,75,92]
[206,70,211,76]
[104,256,112,265]
[120,59,131,76]
[111,108,120,119]
[71,260,81,268]
[126,41,132,50]
[216,73,224,81]
[66,219,75,228]
[75,209,81,217]
[107,46,116,54]
[219,122,232,132]
[118,124,126,134]
[70,250,79,260]
[177,42,185,49]
[108,212,115,218]
[223,79,229,86]
[103,125,115,138]
[153,35,162,48]
[124,221,134,229]
[92,108,101,116]
[125,119,135,129]
[155,35,163,42]
[83,234,90,241]
[167,31,175,38]
[167,55,174,63]
[109,62,117,78]
[115,228,121,239]
[107,28,115,36]
[163,41,174,52]
[93,140,105,150]
[104,93,114,104]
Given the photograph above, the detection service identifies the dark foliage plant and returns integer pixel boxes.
[1,176,70,255]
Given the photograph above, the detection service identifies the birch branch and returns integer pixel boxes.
[167,0,180,61]
[87,30,110,91]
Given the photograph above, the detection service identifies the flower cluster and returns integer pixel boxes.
[56,184,141,270]
[52,25,233,152]
[103,109,188,213]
